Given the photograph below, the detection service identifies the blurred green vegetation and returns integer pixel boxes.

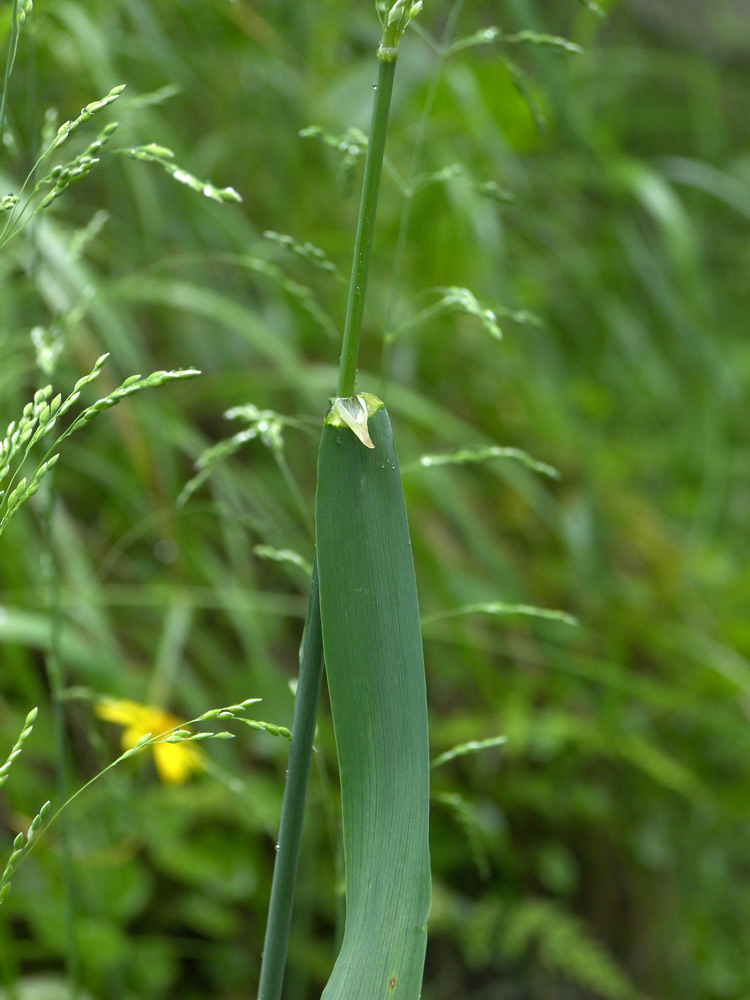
[1,0,749,998]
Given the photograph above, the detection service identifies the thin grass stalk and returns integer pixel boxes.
[337,55,396,398]
[42,486,80,1000]
[257,11,405,997]
[256,3,430,992]
[257,566,325,1000]
[0,0,21,144]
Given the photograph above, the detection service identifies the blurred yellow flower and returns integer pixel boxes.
[96,698,205,784]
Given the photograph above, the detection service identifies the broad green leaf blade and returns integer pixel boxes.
[316,402,431,1000]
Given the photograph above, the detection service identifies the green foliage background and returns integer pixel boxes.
[1,0,749,998]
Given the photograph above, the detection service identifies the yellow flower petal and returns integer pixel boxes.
[95,698,152,727]
[96,697,205,784]
[153,740,205,783]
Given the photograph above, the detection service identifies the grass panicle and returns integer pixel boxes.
[1,83,241,251]
[0,357,200,536]
[0,699,287,909]
[262,230,340,276]
[47,85,126,153]
[177,403,312,513]
[118,143,242,204]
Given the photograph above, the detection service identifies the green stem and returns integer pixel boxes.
[42,487,80,1000]
[259,20,406,997]
[337,55,397,398]
[0,0,20,147]
[257,563,325,1000]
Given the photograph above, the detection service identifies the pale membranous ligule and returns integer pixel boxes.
[316,395,430,1000]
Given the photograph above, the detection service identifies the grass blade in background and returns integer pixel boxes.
[257,566,325,1000]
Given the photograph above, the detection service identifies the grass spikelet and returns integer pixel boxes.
[119,144,242,203]
[421,602,579,628]
[392,287,504,343]
[500,31,583,55]
[263,231,340,275]
[410,162,463,194]
[48,85,126,152]
[403,444,560,478]
[435,287,502,338]
[475,179,514,203]
[178,403,310,511]
[0,712,46,907]
[0,454,59,521]
[252,545,313,578]
[26,800,52,842]
[448,26,582,57]
[448,26,503,55]
[0,357,199,536]
[576,0,606,16]
[231,719,292,740]
[432,736,507,769]
[299,125,368,192]
[299,124,368,159]
[0,707,38,789]
[30,122,120,213]
[177,427,260,505]
[56,367,201,444]
[238,257,338,338]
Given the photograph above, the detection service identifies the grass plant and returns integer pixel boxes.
[1,1,750,999]
[260,8,430,997]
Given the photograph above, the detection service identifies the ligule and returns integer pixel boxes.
[316,396,431,1000]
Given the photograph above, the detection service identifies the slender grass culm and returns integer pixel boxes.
[258,3,429,999]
